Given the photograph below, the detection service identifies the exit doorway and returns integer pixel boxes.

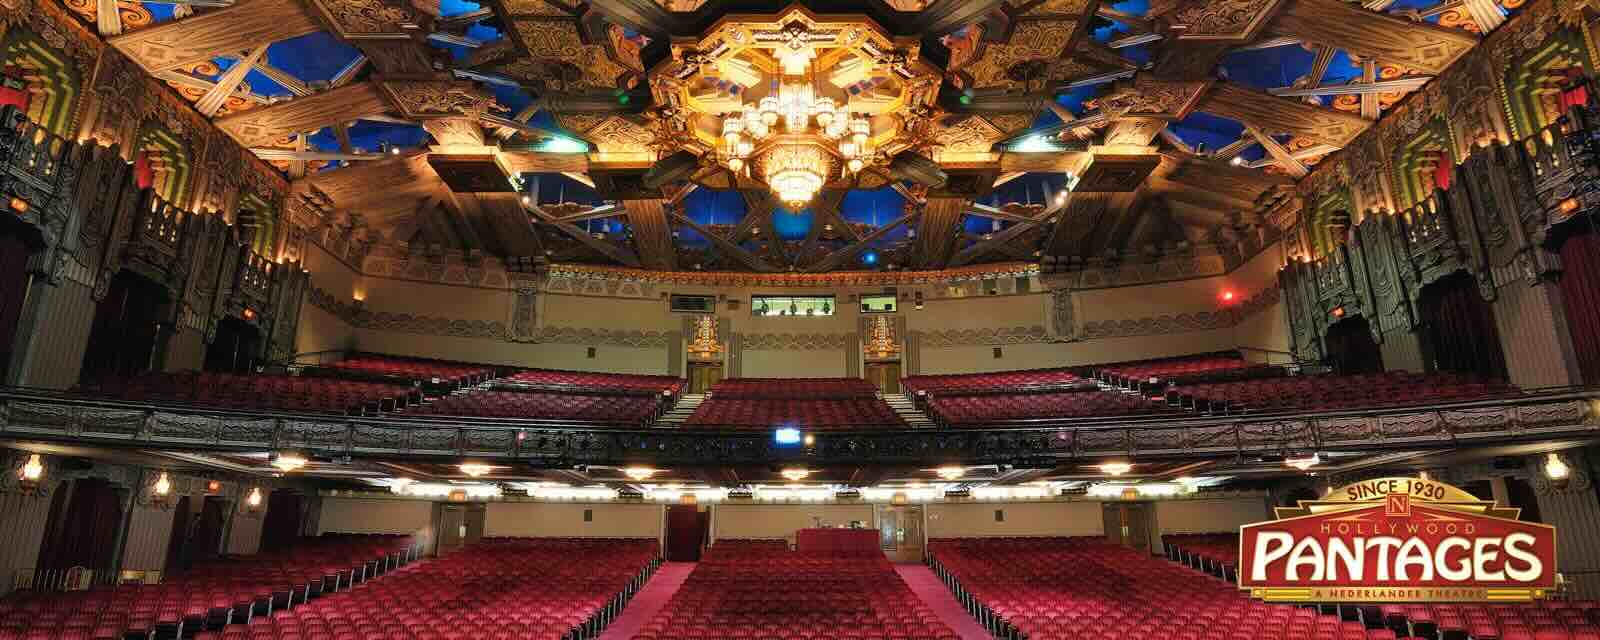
[865,362,902,394]
[688,362,723,394]
[1102,502,1152,554]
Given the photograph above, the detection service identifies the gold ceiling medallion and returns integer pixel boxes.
[651,6,940,209]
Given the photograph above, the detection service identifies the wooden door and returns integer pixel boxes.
[688,363,723,394]
[1103,502,1152,553]
[865,362,901,394]
[437,505,467,554]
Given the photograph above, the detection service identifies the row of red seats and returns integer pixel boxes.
[630,541,956,640]
[1166,371,1521,414]
[707,378,879,399]
[404,390,661,424]
[686,398,905,431]
[928,537,1599,640]
[329,354,494,386]
[1095,354,1269,389]
[203,537,659,640]
[900,369,1082,396]
[0,534,418,640]
[502,370,684,395]
[77,372,420,416]
[926,389,1162,425]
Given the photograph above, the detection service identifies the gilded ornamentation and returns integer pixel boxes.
[956,19,1080,90]
[380,80,494,119]
[311,0,421,39]
[918,326,1050,347]
[511,20,629,90]
[1168,0,1284,41]
[742,332,853,351]
[1097,77,1211,119]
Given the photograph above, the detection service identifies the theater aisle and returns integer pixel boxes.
[894,564,994,640]
[600,562,697,640]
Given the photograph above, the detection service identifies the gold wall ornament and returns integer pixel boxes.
[686,314,723,361]
[864,315,900,361]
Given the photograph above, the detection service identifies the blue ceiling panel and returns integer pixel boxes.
[840,187,905,226]
[266,33,362,84]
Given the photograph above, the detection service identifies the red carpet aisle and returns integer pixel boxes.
[599,562,697,640]
[895,563,995,640]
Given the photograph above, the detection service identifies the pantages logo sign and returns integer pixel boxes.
[1238,477,1557,603]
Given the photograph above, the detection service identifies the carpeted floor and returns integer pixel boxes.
[598,561,697,640]
[895,563,995,640]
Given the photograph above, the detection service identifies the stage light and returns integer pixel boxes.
[1285,453,1320,471]
[1099,461,1132,476]
[781,468,811,481]
[460,463,491,477]
[625,466,656,481]
[774,427,802,445]
[936,466,964,480]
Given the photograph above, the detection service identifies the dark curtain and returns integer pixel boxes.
[79,271,168,383]
[1322,315,1385,375]
[1505,477,1544,523]
[161,495,192,574]
[1419,271,1509,380]
[1558,226,1600,384]
[204,316,262,373]
[0,229,34,382]
[665,505,703,562]
[259,491,303,553]
[37,478,127,575]
[191,496,228,562]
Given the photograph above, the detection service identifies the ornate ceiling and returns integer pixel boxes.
[60,0,1518,274]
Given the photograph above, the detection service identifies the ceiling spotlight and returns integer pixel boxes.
[1229,156,1244,167]
[1545,453,1571,481]
[521,195,531,206]
[460,463,492,477]
[271,452,308,473]
[1285,453,1321,471]
[781,468,811,482]
[1099,461,1132,476]
[625,466,657,481]
[936,466,964,481]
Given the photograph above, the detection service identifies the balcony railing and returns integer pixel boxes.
[0,385,1593,466]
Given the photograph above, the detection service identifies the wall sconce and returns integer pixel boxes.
[246,487,264,509]
[207,480,221,493]
[1544,453,1571,482]
[20,454,43,482]
[154,472,171,496]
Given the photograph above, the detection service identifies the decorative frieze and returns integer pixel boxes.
[741,332,853,351]
[917,326,1051,348]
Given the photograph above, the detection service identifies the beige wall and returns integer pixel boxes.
[485,502,663,538]
[926,501,1104,538]
[740,348,848,378]
[121,506,176,572]
[915,329,1241,375]
[1152,497,1269,535]
[353,330,671,374]
[317,497,435,535]
[11,278,96,389]
[227,512,265,555]
[711,504,875,541]
[0,492,54,595]
[298,304,356,355]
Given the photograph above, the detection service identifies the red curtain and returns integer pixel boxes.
[37,478,127,576]
[1433,149,1453,191]
[1558,227,1600,383]
[133,152,155,190]
[79,271,167,383]
[0,230,33,382]
[0,66,29,112]
[260,491,304,553]
[1419,271,1510,380]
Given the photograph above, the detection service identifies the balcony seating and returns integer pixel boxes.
[1166,371,1520,414]
[406,390,662,424]
[929,537,1599,640]
[1095,353,1277,390]
[685,378,905,431]
[901,369,1083,396]
[243,537,658,640]
[77,372,421,415]
[0,534,418,640]
[326,354,495,387]
[500,370,684,395]
[926,389,1163,425]
[630,541,956,640]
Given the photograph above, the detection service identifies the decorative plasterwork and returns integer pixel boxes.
[500,19,631,91]
[308,0,425,40]
[1097,76,1213,120]
[1166,0,1286,41]
[1078,285,1280,339]
[377,79,495,120]
[529,327,672,348]
[917,326,1051,347]
[543,262,1040,288]
[741,332,853,351]
[309,287,670,345]
[951,18,1086,90]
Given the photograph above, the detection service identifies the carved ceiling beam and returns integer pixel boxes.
[247,59,314,97]
[1044,191,1110,257]
[96,0,122,36]
[909,0,1006,35]
[331,55,369,86]
[499,152,591,174]
[1360,60,1381,120]
[997,113,1109,146]
[415,198,460,251]
[196,43,272,116]
[797,191,849,268]
[1300,46,1335,89]
[478,193,544,258]
[1269,75,1433,97]
[154,71,273,105]
[952,198,1067,267]
[309,0,437,74]
[289,131,311,179]
[553,203,625,223]
[1233,36,1301,51]
[1152,41,1234,80]
[913,197,970,269]
[1211,137,1252,161]
[1096,6,1155,33]
[807,210,920,273]
[528,203,642,267]
[666,210,777,273]
[437,7,492,30]
[1198,82,1371,148]
[1245,126,1309,178]
[969,203,1043,224]
[587,0,680,36]
[109,0,323,72]
[334,123,354,153]
[1109,33,1164,49]
[438,192,484,255]
[251,149,384,161]
[1269,0,1478,74]
[216,81,392,148]
[1237,143,1340,168]
[1157,128,1195,154]
[623,199,677,271]
[729,191,772,245]
[450,192,506,257]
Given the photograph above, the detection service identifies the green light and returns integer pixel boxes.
[618,94,631,105]
[539,137,588,153]
[959,94,972,105]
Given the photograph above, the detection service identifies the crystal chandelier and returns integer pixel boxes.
[717,58,874,209]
